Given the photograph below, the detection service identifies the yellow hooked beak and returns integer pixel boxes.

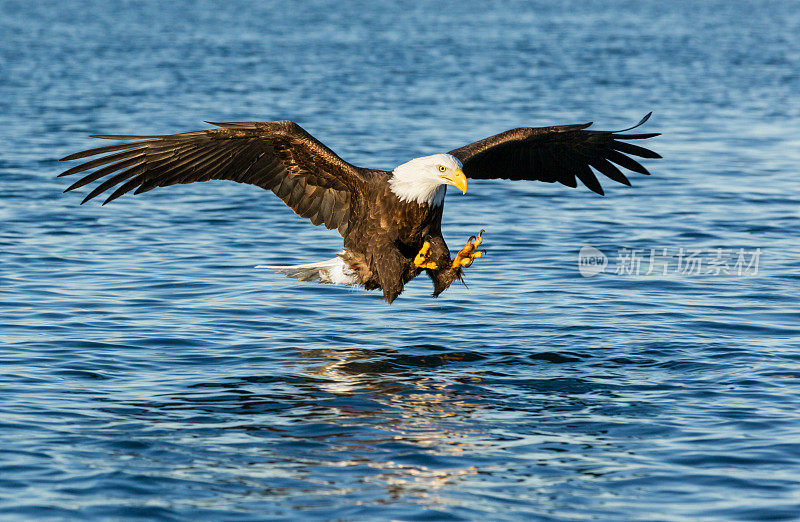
[442,168,468,194]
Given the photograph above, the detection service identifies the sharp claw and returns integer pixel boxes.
[452,230,487,269]
[414,241,438,269]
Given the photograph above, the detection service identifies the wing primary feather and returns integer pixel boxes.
[589,157,631,186]
[203,121,258,128]
[614,132,660,140]
[60,140,153,161]
[606,150,651,175]
[89,134,166,139]
[161,147,234,184]
[574,163,605,195]
[81,164,145,204]
[58,148,145,177]
[134,145,214,193]
[141,143,236,189]
[225,142,263,182]
[612,140,662,159]
[611,112,652,133]
[182,144,243,183]
[132,144,217,193]
[64,156,144,192]
[102,174,147,205]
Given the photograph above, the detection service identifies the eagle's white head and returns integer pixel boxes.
[389,153,467,206]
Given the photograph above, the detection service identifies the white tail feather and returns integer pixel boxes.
[255,256,359,285]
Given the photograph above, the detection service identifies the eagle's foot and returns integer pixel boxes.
[452,229,486,268]
[414,241,438,270]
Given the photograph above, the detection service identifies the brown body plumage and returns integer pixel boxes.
[59,114,660,303]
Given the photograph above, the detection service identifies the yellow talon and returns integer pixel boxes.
[452,230,486,269]
[414,241,438,270]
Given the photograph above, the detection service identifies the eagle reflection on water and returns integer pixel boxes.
[294,347,486,496]
[134,346,491,500]
[119,346,627,508]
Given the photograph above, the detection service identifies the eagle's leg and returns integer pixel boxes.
[413,241,438,270]
[424,231,487,298]
[452,229,486,269]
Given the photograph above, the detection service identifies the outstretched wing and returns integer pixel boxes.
[448,113,661,195]
[59,120,367,236]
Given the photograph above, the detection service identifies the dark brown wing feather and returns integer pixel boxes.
[448,113,660,195]
[59,121,370,236]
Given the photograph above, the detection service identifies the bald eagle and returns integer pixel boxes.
[59,113,659,303]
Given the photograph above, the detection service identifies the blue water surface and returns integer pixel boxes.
[2,0,800,519]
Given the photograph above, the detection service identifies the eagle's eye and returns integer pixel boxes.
[437,165,447,173]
